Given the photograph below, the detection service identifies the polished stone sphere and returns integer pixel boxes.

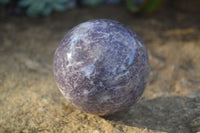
[53,19,150,115]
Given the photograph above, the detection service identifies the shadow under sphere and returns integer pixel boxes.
[104,96,200,133]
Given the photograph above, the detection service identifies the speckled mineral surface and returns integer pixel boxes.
[53,19,150,115]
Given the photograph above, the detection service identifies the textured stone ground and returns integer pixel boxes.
[0,6,200,133]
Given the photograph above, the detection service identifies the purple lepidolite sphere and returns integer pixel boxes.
[53,19,150,115]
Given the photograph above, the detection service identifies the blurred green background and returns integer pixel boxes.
[0,0,167,17]
[1,0,199,17]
